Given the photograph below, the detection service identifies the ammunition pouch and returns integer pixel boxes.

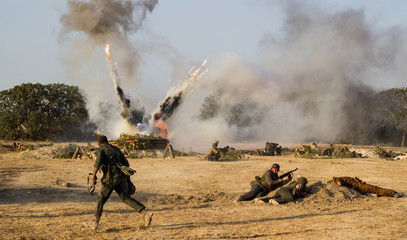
[250,176,262,186]
[116,163,137,176]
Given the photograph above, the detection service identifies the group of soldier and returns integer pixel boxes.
[235,163,402,206]
[89,137,402,231]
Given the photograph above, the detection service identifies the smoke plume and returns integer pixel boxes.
[59,0,158,138]
[169,2,407,152]
[60,0,157,82]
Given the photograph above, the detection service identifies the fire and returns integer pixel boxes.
[154,119,167,138]
[105,43,112,62]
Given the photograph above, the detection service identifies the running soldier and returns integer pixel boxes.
[90,135,153,230]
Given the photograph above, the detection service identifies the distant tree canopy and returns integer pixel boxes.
[0,83,93,141]
[372,88,407,146]
[198,95,263,128]
[198,88,407,147]
[198,95,219,120]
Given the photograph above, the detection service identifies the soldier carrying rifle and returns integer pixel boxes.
[89,135,153,230]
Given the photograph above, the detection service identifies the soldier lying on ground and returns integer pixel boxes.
[235,163,292,202]
[328,177,402,197]
[322,144,335,156]
[255,142,281,156]
[255,177,308,205]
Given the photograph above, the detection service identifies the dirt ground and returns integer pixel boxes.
[0,142,406,240]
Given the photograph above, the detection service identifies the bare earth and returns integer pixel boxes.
[0,143,406,240]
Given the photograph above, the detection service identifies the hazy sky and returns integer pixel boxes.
[1,0,407,150]
[1,0,406,93]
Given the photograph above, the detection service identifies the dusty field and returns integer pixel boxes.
[0,143,406,240]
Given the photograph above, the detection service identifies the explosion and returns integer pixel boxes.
[104,43,208,138]
[152,60,208,137]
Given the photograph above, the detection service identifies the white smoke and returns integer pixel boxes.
[169,2,407,152]
[58,1,407,151]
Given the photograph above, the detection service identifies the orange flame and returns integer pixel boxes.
[105,43,112,62]
[154,119,168,138]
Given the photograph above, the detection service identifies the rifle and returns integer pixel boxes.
[279,168,298,179]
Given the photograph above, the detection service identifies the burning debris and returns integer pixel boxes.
[153,93,182,137]
[152,60,208,137]
[103,43,208,138]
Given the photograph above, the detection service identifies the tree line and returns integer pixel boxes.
[198,88,407,147]
[0,83,95,141]
[1,83,407,146]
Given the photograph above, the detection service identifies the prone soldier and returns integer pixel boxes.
[235,163,294,202]
[328,176,401,197]
[256,177,308,205]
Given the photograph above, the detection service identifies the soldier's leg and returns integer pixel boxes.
[358,182,396,196]
[272,188,294,204]
[116,177,153,227]
[375,187,396,197]
[236,184,263,201]
[95,184,114,220]
[116,177,146,212]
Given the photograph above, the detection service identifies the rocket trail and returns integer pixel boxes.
[104,43,137,126]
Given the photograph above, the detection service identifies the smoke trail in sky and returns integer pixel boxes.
[104,43,138,128]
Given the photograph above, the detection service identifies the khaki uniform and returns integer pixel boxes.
[261,177,308,204]
[206,147,221,161]
[330,177,397,197]
[236,170,284,201]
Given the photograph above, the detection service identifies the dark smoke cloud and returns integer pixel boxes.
[59,0,158,83]
[170,1,407,152]
[59,0,158,137]
[60,0,157,43]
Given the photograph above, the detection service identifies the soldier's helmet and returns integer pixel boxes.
[212,140,219,148]
[271,163,280,171]
[297,177,308,185]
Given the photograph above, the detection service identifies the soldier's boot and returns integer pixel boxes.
[141,210,153,227]
[254,198,267,204]
[393,192,403,198]
[92,218,99,230]
[269,199,280,206]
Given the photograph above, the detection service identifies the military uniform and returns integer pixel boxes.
[236,169,284,202]
[329,177,397,197]
[263,177,308,204]
[94,143,146,221]
[206,147,221,161]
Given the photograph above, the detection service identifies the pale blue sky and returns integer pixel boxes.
[1,0,406,92]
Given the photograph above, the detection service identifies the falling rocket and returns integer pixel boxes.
[152,60,208,137]
[104,43,137,126]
